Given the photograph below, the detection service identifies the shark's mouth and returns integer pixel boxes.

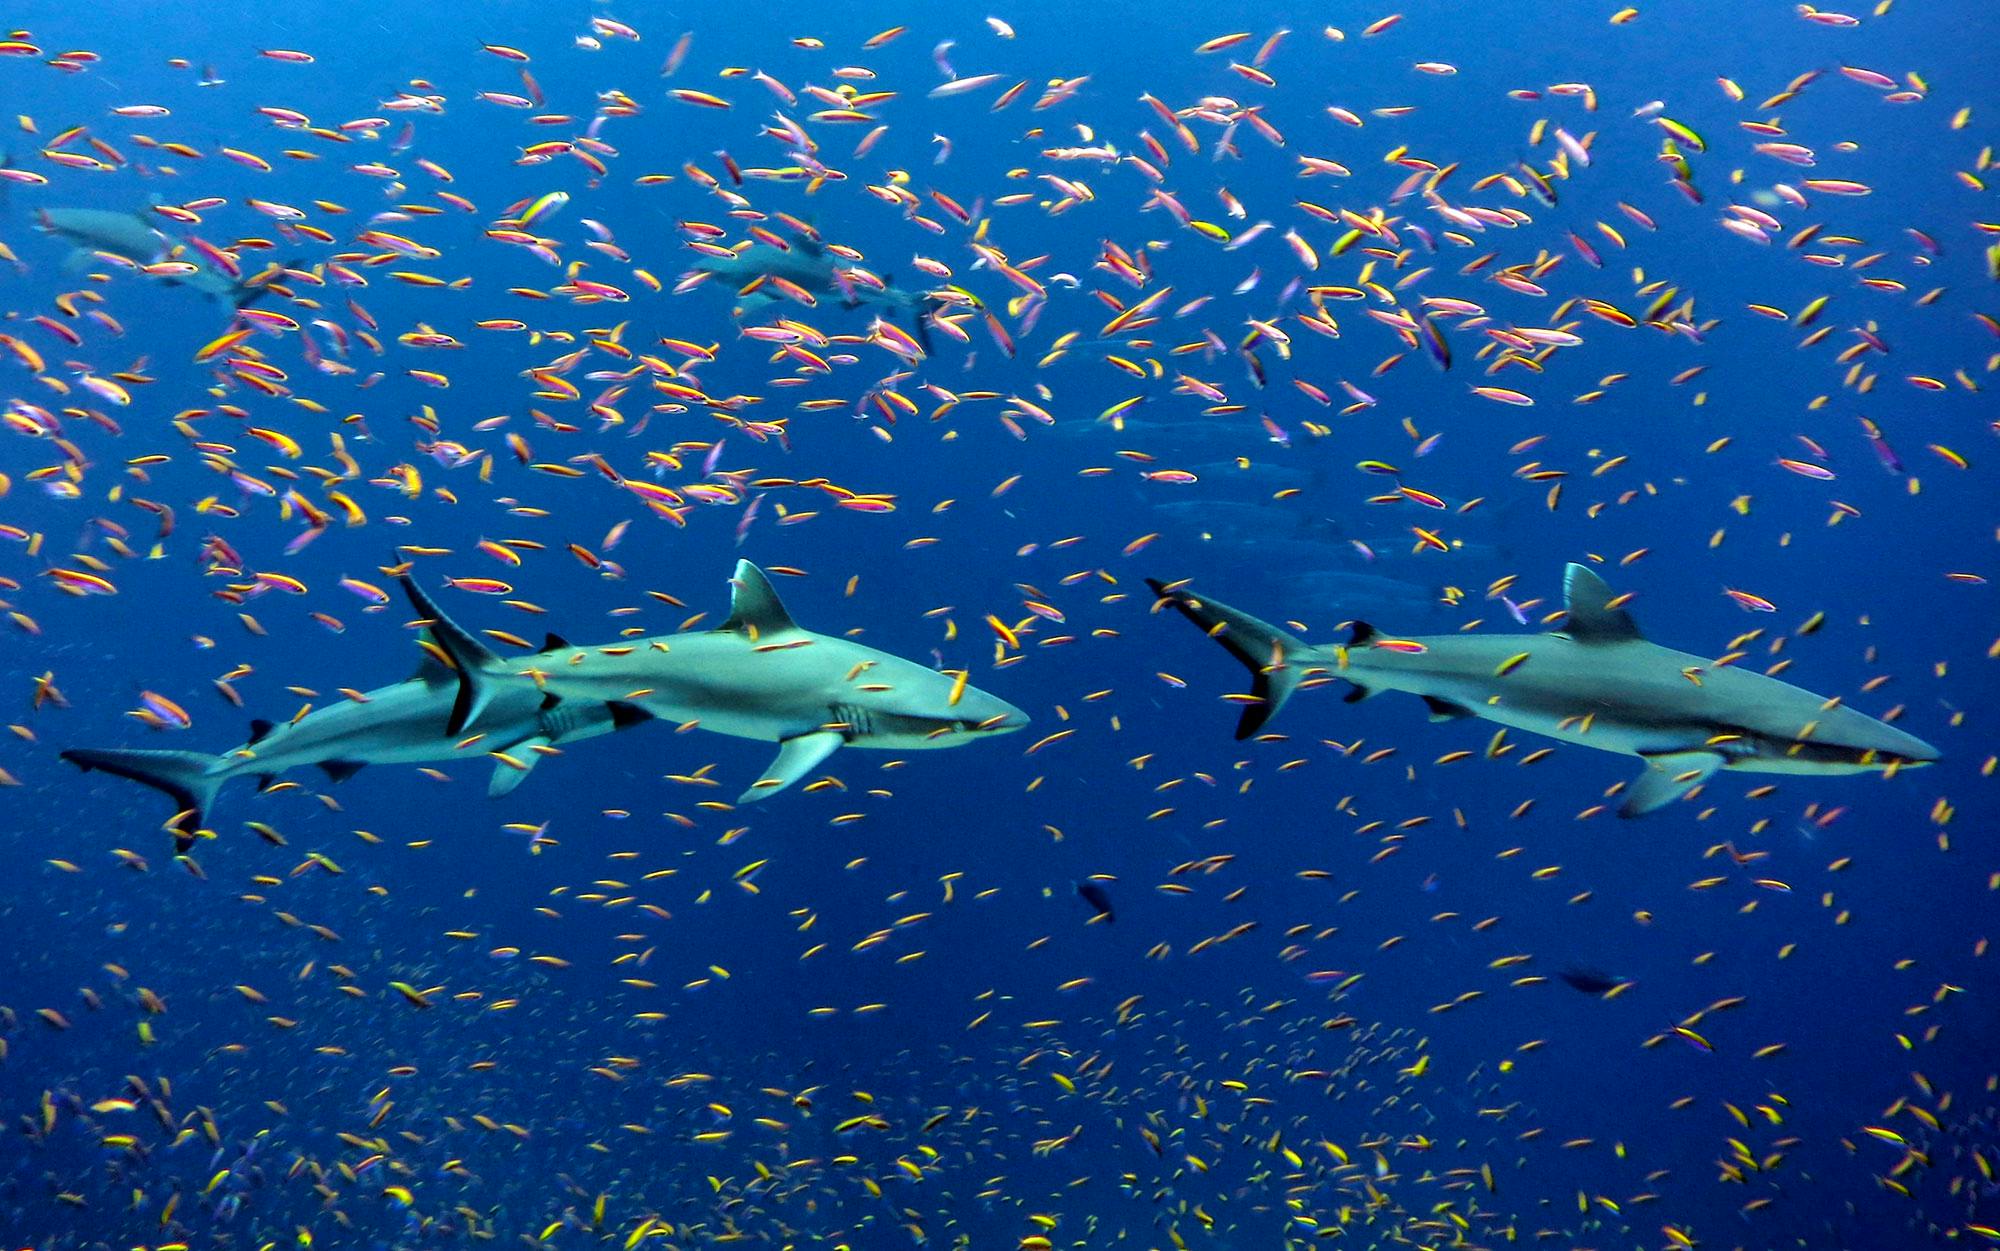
[829,702,994,742]
[1743,733,1935,769]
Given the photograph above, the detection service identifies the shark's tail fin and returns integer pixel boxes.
[61,747,226,851]
[1146,579,1311,739]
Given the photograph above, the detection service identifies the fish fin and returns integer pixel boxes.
[230,260,294,310]
[738,730,842,803]
[255,774,280,791]
[61,747,224,850]
[1422,695,1472,722]
[722,560,799,639]
[540,691,561,711]
[1622,750,1724,817]
[318,760,366,784]
[399,575,504,735]
[1560,563,1642,644]
[1341,683,1374,703]
[62,248,98,274]
[910,302,934,354]
[488,738,549,798]
[411,645,455,686]
[538,632,570,653]
[1147,578,1314,739]
[247,718,276,745]
[608,700,653,730]
[1347,621,1377,646]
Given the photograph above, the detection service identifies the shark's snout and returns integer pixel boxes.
[987,702,1030,734]
[1883,728,1941,765]
[960,690,1029,736]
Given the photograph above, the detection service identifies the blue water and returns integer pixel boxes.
[2,3,1996,1247]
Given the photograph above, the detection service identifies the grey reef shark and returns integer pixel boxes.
[1147,562,1938,817]
[3,157,281,309]
[63,561,1027,851]
[680,231,952,351]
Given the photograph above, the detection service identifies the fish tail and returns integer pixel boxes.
[230,262,294,310]
[60,747,227,851]
[1146,579,1312,739]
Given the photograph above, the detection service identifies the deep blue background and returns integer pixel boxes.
[2,2,1996,1247]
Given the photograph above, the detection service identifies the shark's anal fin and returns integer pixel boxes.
[723,561,799,639]
[1342,683,1374,703]
[399,575,505,736]
[738,730,842,804]
[1560,563,1643,643]
[1622,750,1724,817]
[489,737,550,798]
[319,760,366,784]
[1422,695,1473,722]
[608,700,653,730]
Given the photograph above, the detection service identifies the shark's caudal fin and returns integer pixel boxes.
[722,560,800,640]
[60,747,225,851]
[399,575,506,735]
[1146,578,1312,739]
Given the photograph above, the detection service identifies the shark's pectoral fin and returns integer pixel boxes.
[318,760,366,784]
[608,700,654,730]
[1621,750,1724,818]
[738,730,842,804]
[398,574,505,736]
[1422,695,1473,723]
[488,738,550,798]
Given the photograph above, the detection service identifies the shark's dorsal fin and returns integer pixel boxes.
[411,639,455,686]
[723,561,799,639]
[1559,563,1642,644]
[400,576,505,735]
[247,718,276,745]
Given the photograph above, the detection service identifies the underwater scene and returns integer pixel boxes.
[0,1,1996,1248]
